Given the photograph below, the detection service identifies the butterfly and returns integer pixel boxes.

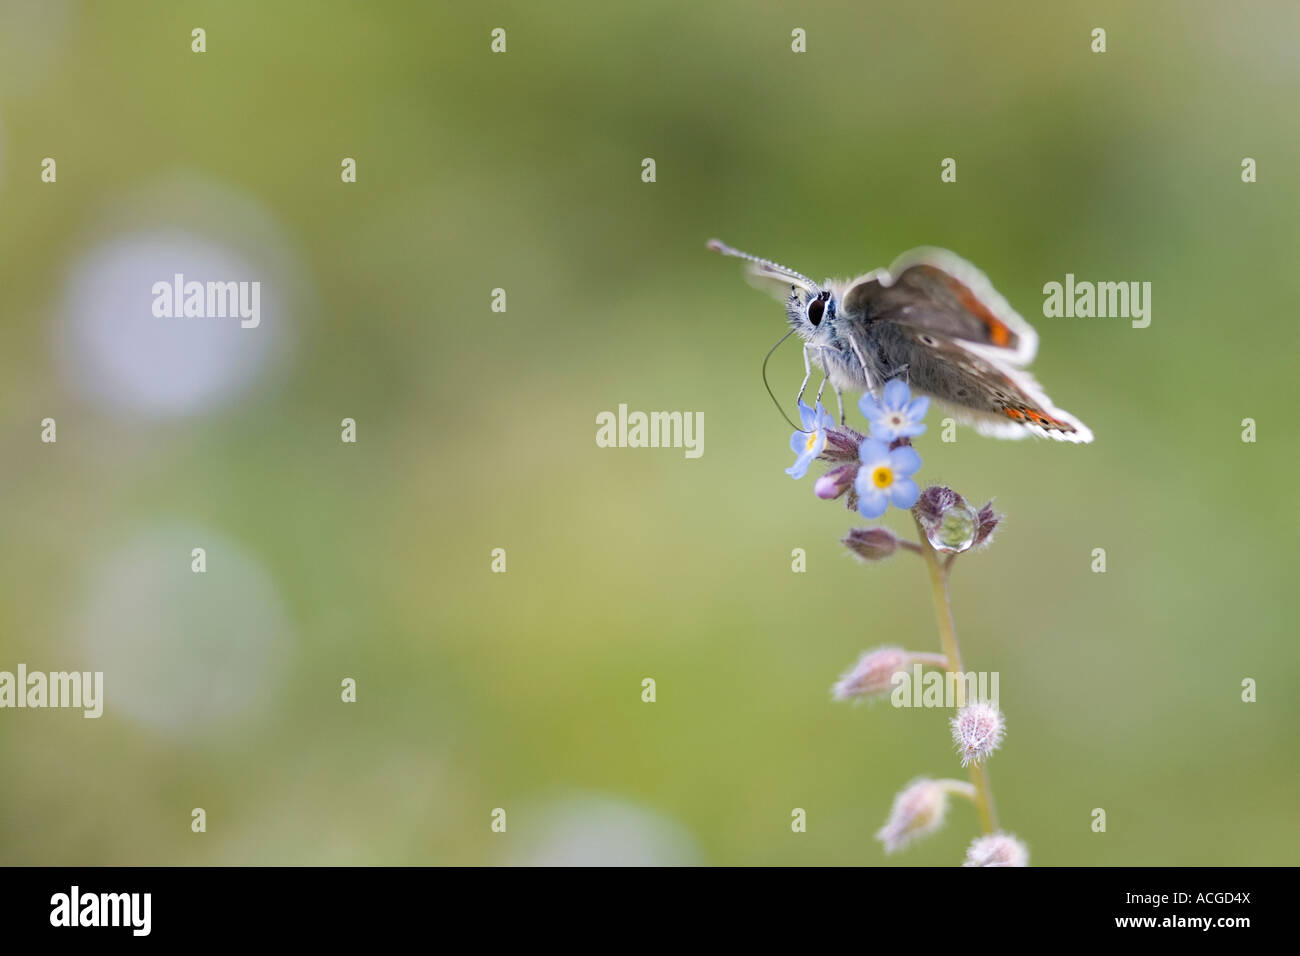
[708,239,1093,443]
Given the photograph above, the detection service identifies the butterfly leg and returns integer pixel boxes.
[794,343,814,409]
[813,346,844,423]
[847,333,874,392]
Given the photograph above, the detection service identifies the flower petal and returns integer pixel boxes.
[907,395,931,421]
[856,487,888,519]
[888,445,922,477]
[789,430,807,455]
[786,453,812,479]
[857,391,884,419]
[889,477,920,509]
[858,437,891,468]
[883,379,910,410]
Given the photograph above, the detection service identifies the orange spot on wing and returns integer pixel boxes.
[1003,404,1076,432]
[951,280,1013,347]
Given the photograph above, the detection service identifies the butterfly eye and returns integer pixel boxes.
[807,295,827,326]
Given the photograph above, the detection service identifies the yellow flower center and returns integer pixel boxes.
[871,465,894,489]
[805,433,819,452]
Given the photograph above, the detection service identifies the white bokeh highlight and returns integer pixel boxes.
[70,523,295,738]
[507,794,703,866]
[60,232,281,417]
[55,175,303,420]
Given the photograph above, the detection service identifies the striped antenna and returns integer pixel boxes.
[706,239,819,293]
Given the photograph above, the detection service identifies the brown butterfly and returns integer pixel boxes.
[709,240,1092,443]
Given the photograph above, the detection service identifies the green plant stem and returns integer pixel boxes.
[913,514,999,835]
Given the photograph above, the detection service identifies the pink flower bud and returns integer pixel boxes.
[951,700,1005,767]
[962,832,1029,867]
[815,463,857,500]
[973,500,1001,549]
[842,526,899,560]
[831,646,908,700]
[833,647,948,700]
[876,777,975,854]
[820,425,865,463]
[914,485,962,526]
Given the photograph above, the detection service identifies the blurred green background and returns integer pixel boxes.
[1,0,1297,865]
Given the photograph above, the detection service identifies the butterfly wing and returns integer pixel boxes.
[881,324,1092,441]
[838,250,1091,443]
[842,248,1038,365]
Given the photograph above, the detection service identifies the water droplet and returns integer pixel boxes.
[926,501,977,553]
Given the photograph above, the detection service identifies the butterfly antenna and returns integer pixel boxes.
[762,329,808,432]
[707,238,819,291]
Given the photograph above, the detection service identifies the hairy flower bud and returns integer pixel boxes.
[820,425,866,464]
[815,463,857,500]
[962,832,1029,867]
[832,646,946,700]
[951,700,1005,767]
[973,500,1001,549]
[842,526,899,560]
[876,777,975,854]
[914,485,961,526]
[831,646,908,700]
[915,485,980,553]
